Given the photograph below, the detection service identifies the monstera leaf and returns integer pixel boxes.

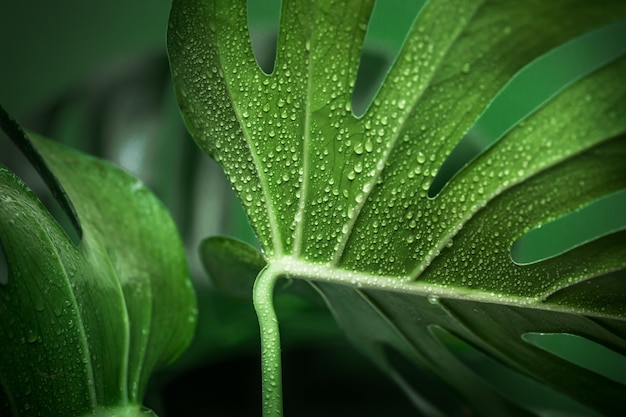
[168,0,626,415]
[0,108,197,417]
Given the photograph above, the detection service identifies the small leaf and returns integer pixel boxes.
[0,108,197,416]
[200,236,266,299]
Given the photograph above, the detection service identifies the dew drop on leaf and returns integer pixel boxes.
[26,330,38,344]
[427,294,440,305]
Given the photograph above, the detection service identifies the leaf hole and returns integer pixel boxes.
[511,189,626,265]
[0,108,81,246]
[429,326,603,417]
[247,0,281,74]
[352,0,427,116]
[429,19,626,198]
[522,332,626,385]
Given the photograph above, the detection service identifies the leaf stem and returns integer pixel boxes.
[253,265,283,417]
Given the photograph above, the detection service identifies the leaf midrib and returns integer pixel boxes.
[291,3,316,258]
[268,256,622,321]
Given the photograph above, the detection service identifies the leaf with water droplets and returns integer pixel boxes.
[169,0,626,415]
[0,109,196,417]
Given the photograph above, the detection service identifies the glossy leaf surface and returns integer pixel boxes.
[0,111,197,417]
[169,0,626,415]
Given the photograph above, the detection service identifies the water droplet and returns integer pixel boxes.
[26,330,38,343]
[427,294,440,304]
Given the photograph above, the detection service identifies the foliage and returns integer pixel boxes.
[1,0,626,416]
[168,0,626,416]
[0,109,197,416]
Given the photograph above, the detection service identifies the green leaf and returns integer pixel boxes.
[200,236,266,299]
[0,109,197,417]
[168,0,626,415]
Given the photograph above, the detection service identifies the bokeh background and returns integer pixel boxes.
[1,0,625,416]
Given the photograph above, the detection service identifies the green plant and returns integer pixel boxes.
[168,0,626,416]
[0,110,197,416]
[1,0,625,416]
